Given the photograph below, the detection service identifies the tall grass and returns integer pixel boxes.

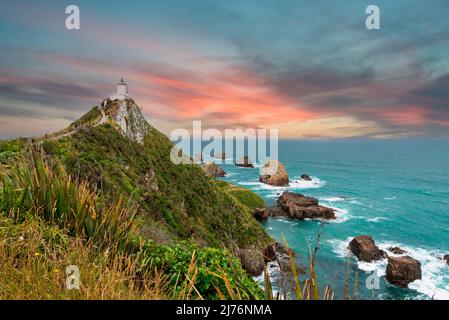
[0,149,260,300]
[0,216,166,299]
[263,228,357,300]
[0,149,136,250]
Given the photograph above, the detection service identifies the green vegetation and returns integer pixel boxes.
[69,105,102,129]
[0,101,359,300]
[0,216,165,300]
[136,240,263,299]
[0,101,274,300]
[38,120,271,250]
[0,150,263,299]
[214,181,265,210]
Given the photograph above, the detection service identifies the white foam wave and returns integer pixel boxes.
[321,196,345,202]
[276,218,295,224]
[236,177,324,192]
[289,176,325,189]
[366,217,388,222]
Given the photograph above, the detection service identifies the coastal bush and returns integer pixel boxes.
[136,239,263,300]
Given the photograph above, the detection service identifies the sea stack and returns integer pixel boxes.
[215,152,226,160]
[236,156,254,168]
[272,192,336,220]
[443,254,449,266]
[349,236,385,262]
[259,160,289,186]
[300,174,312,181]
[202,163,226,178]
[386,256,422,287]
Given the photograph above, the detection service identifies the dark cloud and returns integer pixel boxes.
[0,79,103,118]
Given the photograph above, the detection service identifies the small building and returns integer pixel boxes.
[110,78,129,100]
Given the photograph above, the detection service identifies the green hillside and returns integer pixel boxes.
[0,98,272,299]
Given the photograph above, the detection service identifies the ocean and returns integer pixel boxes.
[217,139,449,300]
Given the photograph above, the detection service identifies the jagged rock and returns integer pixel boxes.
[215,152,226,160]
[386,256,422,287]
[259,160,289,186]
[239,249,265,276]
[101,99,151,144]
[388,246,407,255]
[263,243,305,274]
[349,236,385,262]
[144,168,158,191]
[236,156,254,168]
[266,205,286,217]
[263,242,289,262]
[443,254,449,266]
[253,208,270,220]
[202,163,226,178]
[301,174,312,181]
[277,192,335,220]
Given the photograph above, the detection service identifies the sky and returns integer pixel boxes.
[1,0,449,139]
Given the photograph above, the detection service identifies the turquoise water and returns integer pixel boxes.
[218,139,449,300]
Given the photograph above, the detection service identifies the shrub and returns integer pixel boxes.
[136,239,263,300]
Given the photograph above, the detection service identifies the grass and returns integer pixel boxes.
[35,121,272,250]
[0,149,136,250]
[0,149,264,299]
[0,216,167,299]
[0,111,359,300]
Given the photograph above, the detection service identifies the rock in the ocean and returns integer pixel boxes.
[252,208,270,220]
[386,256,422,287]
[277,192,335,220]
[443,254,449,266]
[202,162,226,178]
[388,246,407,255]
[259,160,289,186]
[236,156,254,168]
[239,249,265,276]
[349,235,385,262]
[300,174,312,181]
[215,152,226,160]
[266,205,286,217]
[263,243,305,274]
[263,242,290,262]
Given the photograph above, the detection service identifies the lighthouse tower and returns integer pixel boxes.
[110,78,129,100]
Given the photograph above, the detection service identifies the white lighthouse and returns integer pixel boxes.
[110,78,129,100]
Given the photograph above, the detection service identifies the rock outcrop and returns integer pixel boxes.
[252,208,270,220]
[215,152,226,160]
[101,99,152,144]
[202,163,226,178]
[301,174,312,181]
[263,242,306,274]
[349,236,385,262]
[386,256,422,287]
[259,160,289,186]
[265,205,286,217]
[443,254,449,266]
[388,246,407,255]
[239,249,265,276]
[236,156,254,168]
[276,192,336,220]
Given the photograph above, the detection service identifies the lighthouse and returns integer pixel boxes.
[110,78,129,100]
